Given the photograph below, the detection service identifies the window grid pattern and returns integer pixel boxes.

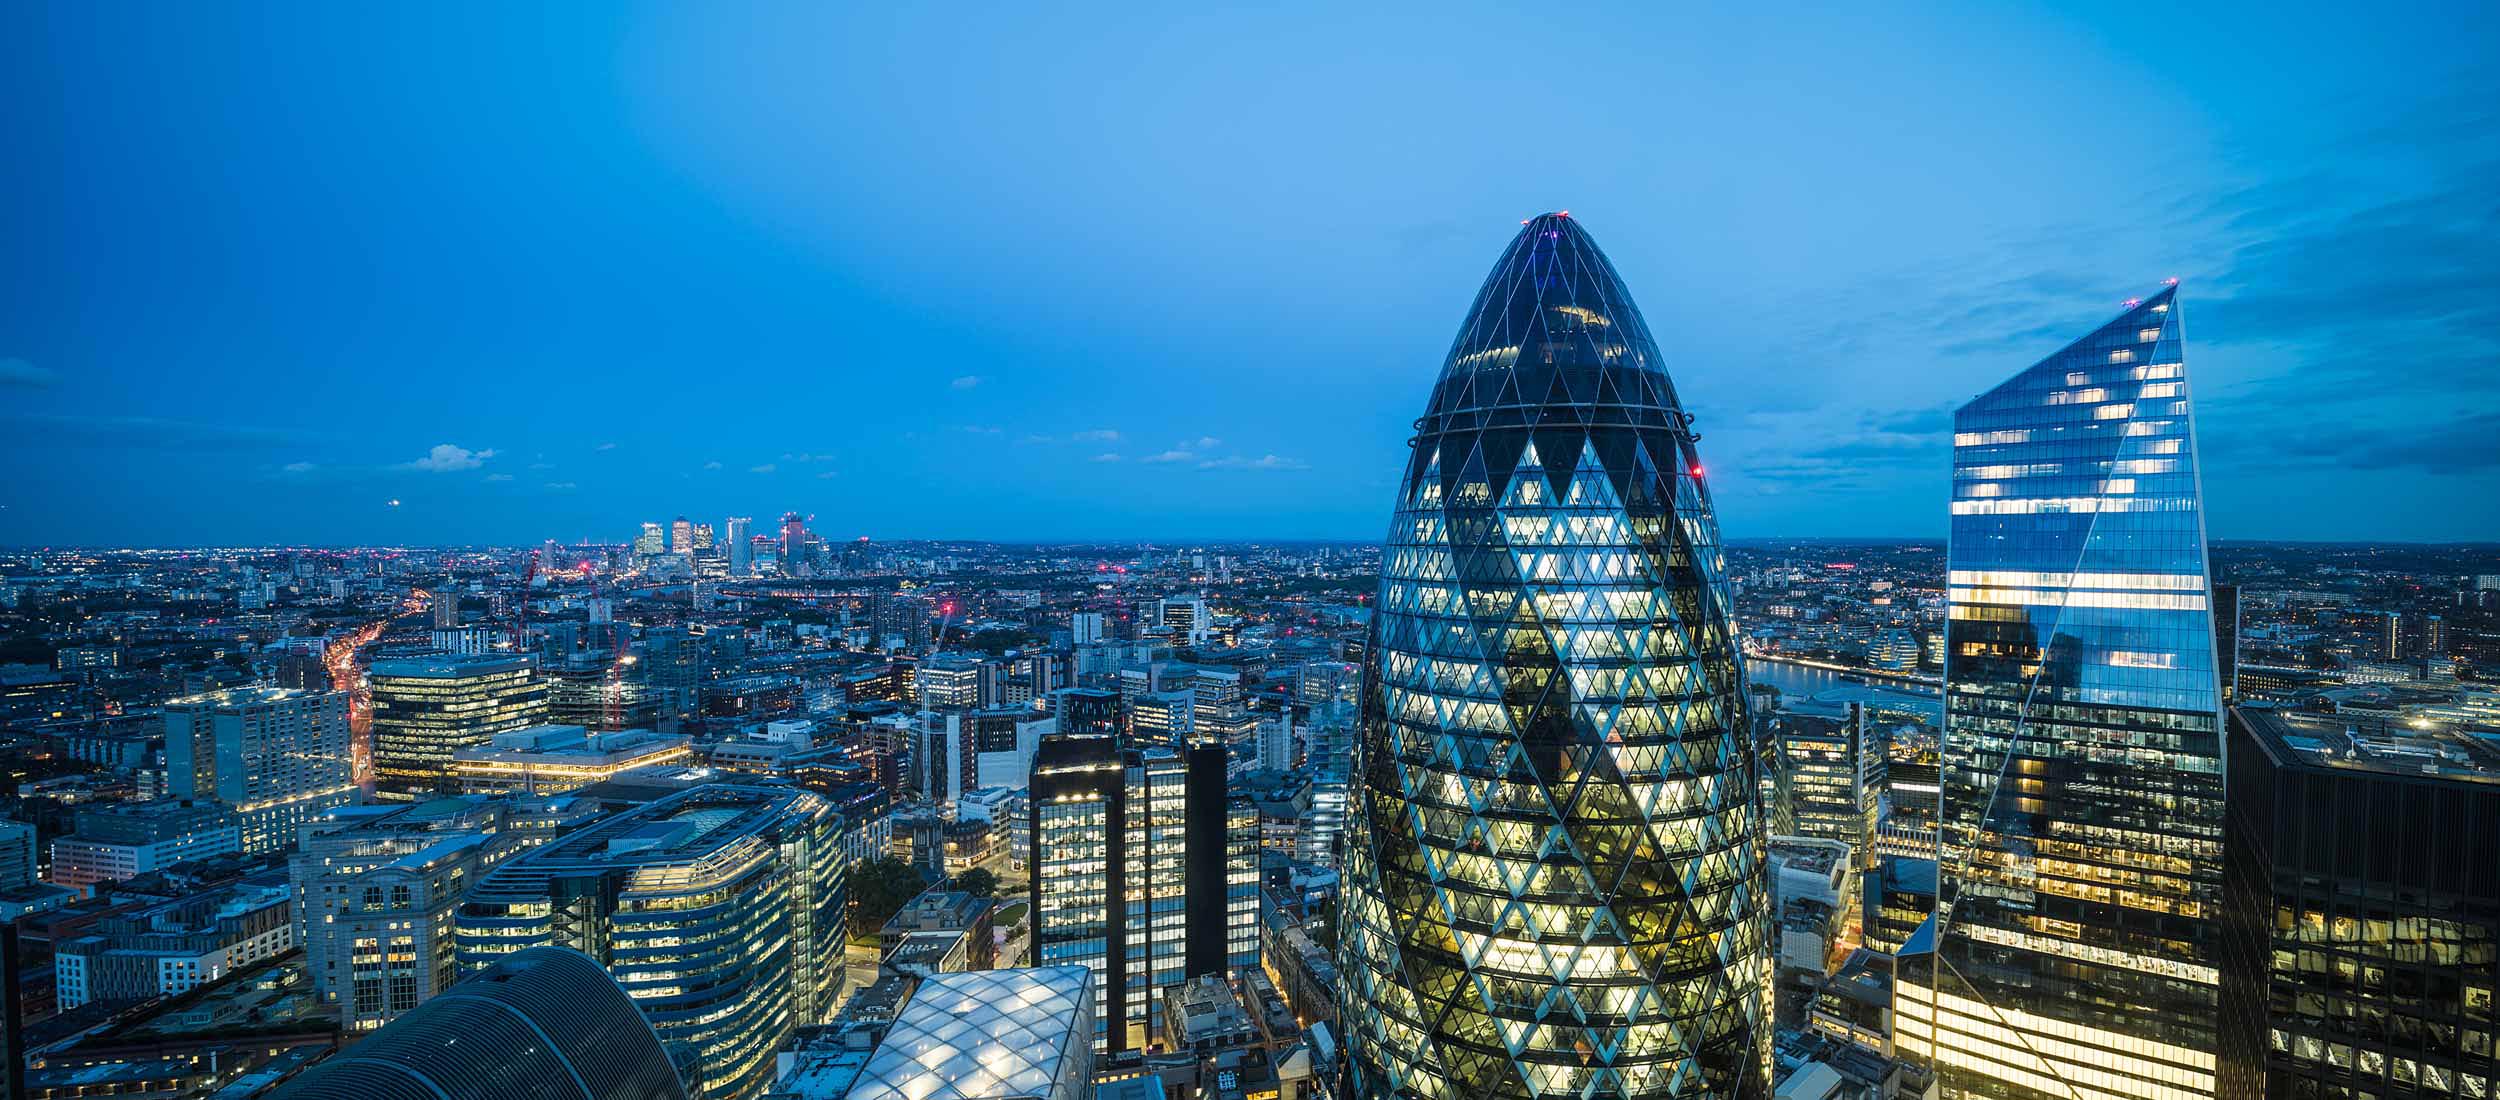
[1909,285,2230,1100]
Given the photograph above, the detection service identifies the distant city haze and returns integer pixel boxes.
[3,7,2494,545]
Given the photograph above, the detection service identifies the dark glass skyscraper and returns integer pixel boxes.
[1902,284,2239,1100]
[1337,214,1770,1100]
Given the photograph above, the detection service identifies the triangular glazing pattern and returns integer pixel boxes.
[1337,214,1772,1100]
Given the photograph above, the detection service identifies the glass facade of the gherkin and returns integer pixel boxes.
[1900,284,2246,1100]
[1337,214,1771,1100]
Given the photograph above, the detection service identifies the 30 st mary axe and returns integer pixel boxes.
[1337,214,1772,1100]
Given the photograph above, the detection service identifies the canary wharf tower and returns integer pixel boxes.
[1338,214,1771,1100]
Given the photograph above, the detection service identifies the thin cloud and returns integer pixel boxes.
[1199,454,1309,471]
[1090,453,1124,463]
[281,461,317,474]
[544,481,578,490]
[703,460,724,470]
[484,473,514,482]
[1072,429,1121,443]
[749,463,778,474]
[950,375,982,390]
[1141,450,1195,464]
[398,444,495,472]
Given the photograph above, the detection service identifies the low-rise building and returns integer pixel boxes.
[835,967,1095,1100]
[49,801,240,891]
[56,878,294,1009]
[880,887,996,971]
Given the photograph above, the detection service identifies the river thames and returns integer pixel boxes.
[1744,656,1942,722]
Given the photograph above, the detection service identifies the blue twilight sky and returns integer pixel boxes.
[3,4,2495,547]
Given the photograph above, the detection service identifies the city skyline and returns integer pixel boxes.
[5,7,2497,546]
[3,10,2495,1100]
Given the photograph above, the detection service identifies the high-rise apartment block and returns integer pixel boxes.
[163,686,356,853]
[1071,611,1107,645]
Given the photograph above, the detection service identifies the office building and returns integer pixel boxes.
[1029,735,1258,1051]
[671,515,694,554]
[455,784,846,1100]
[1337,213,1771,1098]
[1190,667,1254,744]
[637,521,667,556]
[780,511,808,564]
[163,686,356,854]
[447,724,692,795]
[1131,689,1195,743]
[292,796,571,1032]
[370,655,550,799]
[1054,687,1122,737]
[1861,855,1938,955]
[1158,596,1210,645]
[1255,713,1294,772]
[1297,690,1354,866]
[836,967,1094,1100]
[0,818,34,888]
[1775,703,1881,869]
[48,800,239,889]
[1902,284,2237,1100]
[1072,611,1107,645]
[919,654,985,711]
[727,516,753,575]
[2219,707,2499,1099]
[432,585,460,629]
[971,708,1052,790]
[266,945,692,1100]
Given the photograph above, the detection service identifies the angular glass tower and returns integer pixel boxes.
[1337,214,1771,1100]
[1901,284,2236,1100]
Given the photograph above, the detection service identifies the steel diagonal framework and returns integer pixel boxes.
[1339,214,1772,1100]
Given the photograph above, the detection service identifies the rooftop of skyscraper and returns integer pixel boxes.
[366,652,536,677]
[2234,704,2500,785]
[477,782,825,874]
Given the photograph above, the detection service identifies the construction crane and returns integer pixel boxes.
[509,550,539,652]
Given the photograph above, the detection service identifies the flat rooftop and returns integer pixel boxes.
[2236,705,2500,786]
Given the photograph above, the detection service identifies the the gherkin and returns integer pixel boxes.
[1338,214,1771,1100]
